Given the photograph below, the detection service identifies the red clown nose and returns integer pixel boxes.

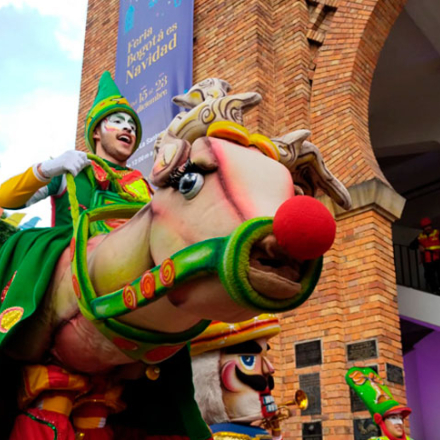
[273,196,336,260]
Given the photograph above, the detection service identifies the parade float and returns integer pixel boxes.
[0,74,351,439]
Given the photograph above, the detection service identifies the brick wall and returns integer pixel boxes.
[76,1,408,438]
[284,209,405,438]
[193,0,276,135]
[75,0,119,152]
[310,0,407,188]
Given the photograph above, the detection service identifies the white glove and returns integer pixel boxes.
[39,151,91,179]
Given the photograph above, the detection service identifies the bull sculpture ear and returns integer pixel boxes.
[149,131,191,187]
[272,130,352,210]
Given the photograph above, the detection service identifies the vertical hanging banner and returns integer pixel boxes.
[115,0,194,175]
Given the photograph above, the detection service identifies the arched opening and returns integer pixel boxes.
[369,1,440,437]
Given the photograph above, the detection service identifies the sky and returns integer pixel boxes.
[0,0,88,226]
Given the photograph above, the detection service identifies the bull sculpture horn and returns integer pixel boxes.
[172,78,232,109]
[272,131,352,210]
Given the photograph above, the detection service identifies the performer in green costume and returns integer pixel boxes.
[0,72,153,439]
[346,367,413,440]
[0,71,152,350]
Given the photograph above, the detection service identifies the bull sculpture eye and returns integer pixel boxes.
[178,173,204,200]
[240,355,256,370]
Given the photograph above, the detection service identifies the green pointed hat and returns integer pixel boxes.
[346,367,411,424]
[84,71,142,152]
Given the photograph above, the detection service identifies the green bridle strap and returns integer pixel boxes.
[73,205,227,321]
[72,210,320,319]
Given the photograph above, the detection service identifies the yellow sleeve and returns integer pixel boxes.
[0,167,50,209]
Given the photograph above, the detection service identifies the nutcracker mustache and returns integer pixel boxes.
[235,366,274,391]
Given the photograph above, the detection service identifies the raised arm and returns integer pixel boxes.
[0,167,49,209]
[0,151,90,209]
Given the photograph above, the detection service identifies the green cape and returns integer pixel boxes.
[0,225,72,348]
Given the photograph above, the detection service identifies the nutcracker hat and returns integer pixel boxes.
[346,367,411,428]
[190,314,280,356]
[85,71,142,153]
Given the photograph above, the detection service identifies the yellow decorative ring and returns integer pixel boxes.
[249,133,280,161]
[207,121,250,147]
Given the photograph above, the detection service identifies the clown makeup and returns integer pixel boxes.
[93,111,137,166]
[384,414,405,438]
[101,112,136,134]
[387,415,403,425]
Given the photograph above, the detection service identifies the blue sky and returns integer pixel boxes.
[0,0,88,225]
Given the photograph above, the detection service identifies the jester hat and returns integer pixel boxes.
[84,71,142,153]
[190,314,280,356]
[346,367,411,438]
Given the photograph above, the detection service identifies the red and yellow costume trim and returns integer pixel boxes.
[11,364,125,440]
[418,229,440,263]
[91,161,152,204]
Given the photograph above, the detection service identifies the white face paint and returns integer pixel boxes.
[101,112,136,134]
[387,415,403,425]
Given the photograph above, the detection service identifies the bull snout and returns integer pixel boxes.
[273,195,336,261]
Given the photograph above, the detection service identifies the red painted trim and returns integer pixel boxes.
[50,196,56,227]
[53,187,67,199]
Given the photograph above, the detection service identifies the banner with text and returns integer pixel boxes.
[115,0,194,175]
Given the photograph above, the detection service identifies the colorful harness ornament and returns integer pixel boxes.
[346,367,413,440]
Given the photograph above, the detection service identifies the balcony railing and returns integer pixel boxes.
[393,244,429,293]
